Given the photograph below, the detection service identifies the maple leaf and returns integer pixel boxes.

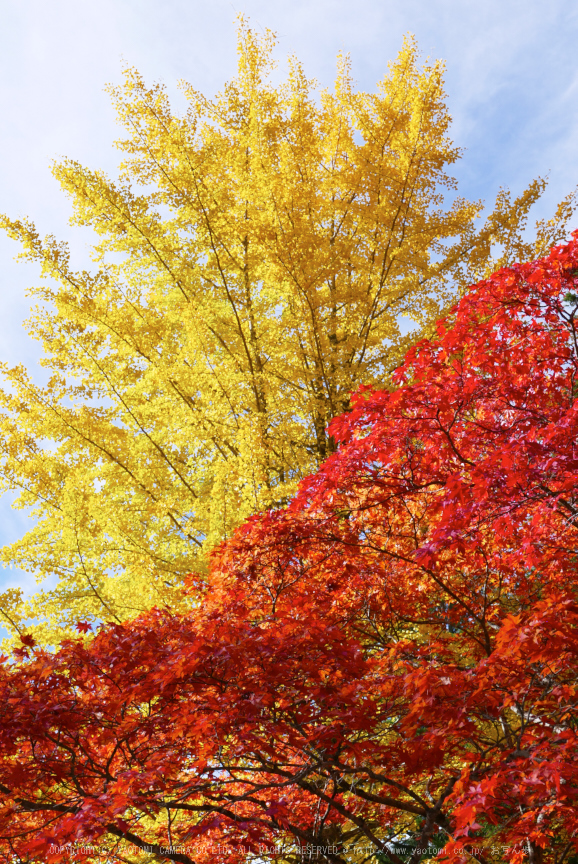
[75,621,92,634]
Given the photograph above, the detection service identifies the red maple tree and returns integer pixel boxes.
[1,236,578,864]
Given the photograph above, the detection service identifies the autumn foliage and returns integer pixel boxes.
[1,236,578,864]
[1,20,576,641]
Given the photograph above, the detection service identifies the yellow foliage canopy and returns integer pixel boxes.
[0,22,575,642]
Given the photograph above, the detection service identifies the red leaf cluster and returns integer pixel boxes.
[1,237,578,863]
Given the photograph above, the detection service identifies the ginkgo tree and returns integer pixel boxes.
[0,19,576,641]
[0,236,577,864]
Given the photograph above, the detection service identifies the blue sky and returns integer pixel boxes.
[0,0,577,599]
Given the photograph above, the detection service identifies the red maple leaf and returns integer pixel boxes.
[75,621,92,634]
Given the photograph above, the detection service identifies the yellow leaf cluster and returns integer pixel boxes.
[0,19,575,643]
